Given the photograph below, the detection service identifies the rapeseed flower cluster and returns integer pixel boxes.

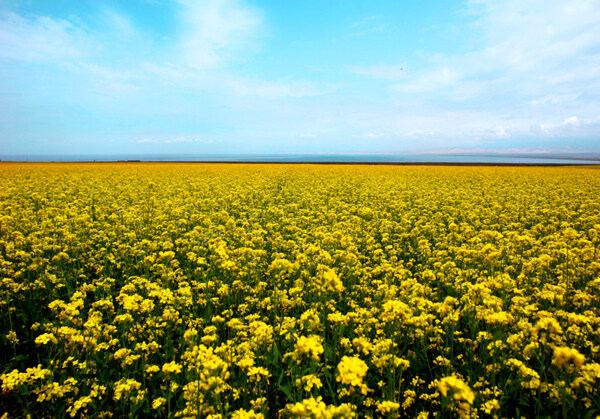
[337,356,369,395]
[0,162,599,417]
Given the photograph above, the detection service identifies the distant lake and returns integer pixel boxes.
[2,153,600,164]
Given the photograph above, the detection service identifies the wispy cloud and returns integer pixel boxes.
[131,136,216,146]
[416,147,556,155]
[534,116,600,138]
[347,0,600,148]
[164,137,215,144]
[347,16,387,37]
[2,1,599,155]
[393,0,600,105]
[175,0,263,69]
[393,67,462,95]
[0,1,321,107]
[221,75,321,98]
[405,130,435,138]
[528,93,581,107]
[0,10,93,62]
[350,63,406,80]
[164,137,188,144]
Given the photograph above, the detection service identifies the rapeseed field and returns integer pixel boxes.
[1,163,599,418]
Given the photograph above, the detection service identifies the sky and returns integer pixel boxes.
[1,0,600,156]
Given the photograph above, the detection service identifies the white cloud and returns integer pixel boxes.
[346,16,387,37]
[534,116,600,137]
[473,126,508,138]
[164,137,188,144]
[362,0,600,146]
[394,0,600,105]
[0,11,92,61]
[100,9,138,37]
[4,0,599,154]
[418,146,555,155]
[0,2,321,107]
[164,137,216,144]
[393,67,462,94]
[133,136,216,145]
[528,93,581,106]
[348,16,380,29]
[350,63,406,81]
[221,75,321,98]
[175,0,263,69]
[406,130,435,138]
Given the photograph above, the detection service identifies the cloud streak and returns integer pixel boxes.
[342,0,600,151]
[0,10,93,62]
[175,0,263,69]
[350,63,406,80]
[398,0,600,104]
[1,0,599,155]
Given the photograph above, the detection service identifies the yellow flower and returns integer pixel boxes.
[291,335,324,362]
[337,356,369,395]
[113,378,142,402]
[286,396,355,417]
[295,374,323,392]
[438,376,475,418]
[113,348,131,360]
[553,347,585,368]
[321,268,345,292]
[67,395,93,417]
[376,400,400,414]
[482,399,500,414]
[162,361,183,376]
[247,367,271,384]
[152,397,166,410]
[231,409,264,418]
[6,330,19,345]
[201,334,218,345]
[1,365,52,393]
[507,359,541,389]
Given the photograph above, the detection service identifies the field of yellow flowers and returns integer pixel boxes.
[1,162,599,418]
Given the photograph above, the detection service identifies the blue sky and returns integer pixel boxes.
[1,0,600,156]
